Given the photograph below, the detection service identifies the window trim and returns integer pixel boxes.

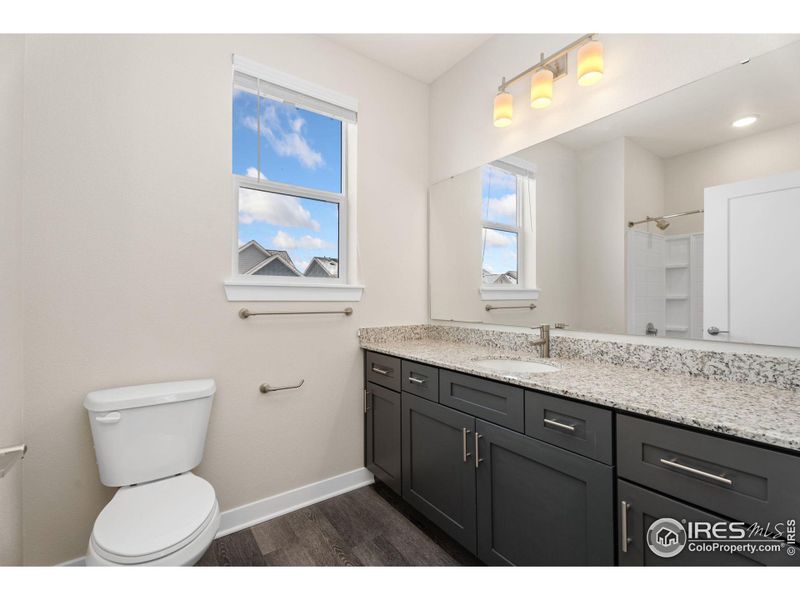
[479,161,539,301]
[225,58,362,302]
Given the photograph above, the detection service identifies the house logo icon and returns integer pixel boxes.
[646,518,687,558]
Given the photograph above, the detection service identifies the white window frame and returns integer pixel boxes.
[224,56,363,302]
[480,159,539,301]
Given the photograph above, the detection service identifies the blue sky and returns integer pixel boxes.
[233,90,341,275]
[481,165,518,276]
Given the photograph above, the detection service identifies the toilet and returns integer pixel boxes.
[83,379,220,566]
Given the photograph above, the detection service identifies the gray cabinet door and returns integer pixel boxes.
[476,420,615,566]
[365,382,402,495]
[618,480,799,566]
[402,392,477,553]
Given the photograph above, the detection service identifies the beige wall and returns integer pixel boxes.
[0,35,25,567]
[429,34,798,184]
[664,121,800,235]
[20,35,429,565]
[576,139,626,333]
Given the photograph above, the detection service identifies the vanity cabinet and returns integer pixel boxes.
[365,382,402,494]
[363,349,800,567]
[476,420,614,566]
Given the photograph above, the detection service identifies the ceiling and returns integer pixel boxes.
[326,34,493,83]
[551,41,800,158]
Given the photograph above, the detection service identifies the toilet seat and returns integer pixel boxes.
[90,472,218,565]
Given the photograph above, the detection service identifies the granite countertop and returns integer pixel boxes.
[360,335,800,452]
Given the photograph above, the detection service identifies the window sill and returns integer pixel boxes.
[224,280,364,302]
[480,287,540,301]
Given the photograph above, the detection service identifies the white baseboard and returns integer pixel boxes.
[58,467,374,566]
[216,467,374,538]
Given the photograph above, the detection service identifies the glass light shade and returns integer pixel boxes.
[577,40,604,86]
[530,69,553,109]
[493,91,513,127]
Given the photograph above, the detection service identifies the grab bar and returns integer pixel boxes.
[260,379,305,394]
[240,307,353,319]
[485,303,536,312]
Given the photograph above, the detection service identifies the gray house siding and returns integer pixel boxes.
[250,259,300,277]
[305,262,335,278]
[239,244,267,274]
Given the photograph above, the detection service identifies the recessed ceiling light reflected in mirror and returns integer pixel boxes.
[731,115,759,128]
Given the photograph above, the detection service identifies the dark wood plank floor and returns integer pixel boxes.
[196,481,481,566]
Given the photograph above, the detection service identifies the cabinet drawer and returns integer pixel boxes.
[617,415,800,526]
[365,351,401,392]
[401,360,439,402]
[618,480,798,566]
[439,370,524,432]
[525,391,613,465]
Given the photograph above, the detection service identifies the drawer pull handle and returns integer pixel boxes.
[462,428,472,462]
[371,366,391,375]
[659,458,733,486]
[543,418,576,432]
[408,376,427,385]
[620,501,631,553]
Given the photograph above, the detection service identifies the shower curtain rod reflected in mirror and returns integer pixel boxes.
[627,208,704,229]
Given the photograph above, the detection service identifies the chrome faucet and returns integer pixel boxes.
[531,324,551,358]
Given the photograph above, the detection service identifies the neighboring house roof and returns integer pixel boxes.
[304,257,339,278]
[245,254,303,277]
[238,240,301,275]
[481,271,518,285]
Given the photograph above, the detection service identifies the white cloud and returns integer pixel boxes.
[242,104,324,170]
[485,193,517,220]
[238,189,320,231]
[271,230,329,250]
[246,167,267,179]
[483,228,515,247]
[296,259,310,272]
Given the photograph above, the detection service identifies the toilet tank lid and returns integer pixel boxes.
[84,379,216,412]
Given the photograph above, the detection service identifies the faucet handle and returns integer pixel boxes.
[553,323,568,329]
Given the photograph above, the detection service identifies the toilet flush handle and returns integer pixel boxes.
[95,412,121,424]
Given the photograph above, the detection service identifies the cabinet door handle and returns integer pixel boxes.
[474,431,484,469]
[543,417,576,432]
[462,428,472,462]
[659,458,733,486]
[371,366,390,375]
[363,390,370,413]
[408,375,426,385]
[620,501,631,553]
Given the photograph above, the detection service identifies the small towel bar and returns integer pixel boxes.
[240,307,353,319]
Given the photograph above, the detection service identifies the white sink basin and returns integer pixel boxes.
[472,359,560,374]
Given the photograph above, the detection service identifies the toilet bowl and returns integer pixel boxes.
[84,379,219,566]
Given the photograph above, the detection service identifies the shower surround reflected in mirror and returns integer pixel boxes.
[429,41,800,347]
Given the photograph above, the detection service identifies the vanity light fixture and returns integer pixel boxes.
[731,114,759,128]
[493,34,603,127]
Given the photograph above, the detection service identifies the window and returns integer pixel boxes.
[479,161,539,301]
[481,163,521,286]
[226,57,362,301]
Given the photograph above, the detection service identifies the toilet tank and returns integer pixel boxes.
[84,379,215,487]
